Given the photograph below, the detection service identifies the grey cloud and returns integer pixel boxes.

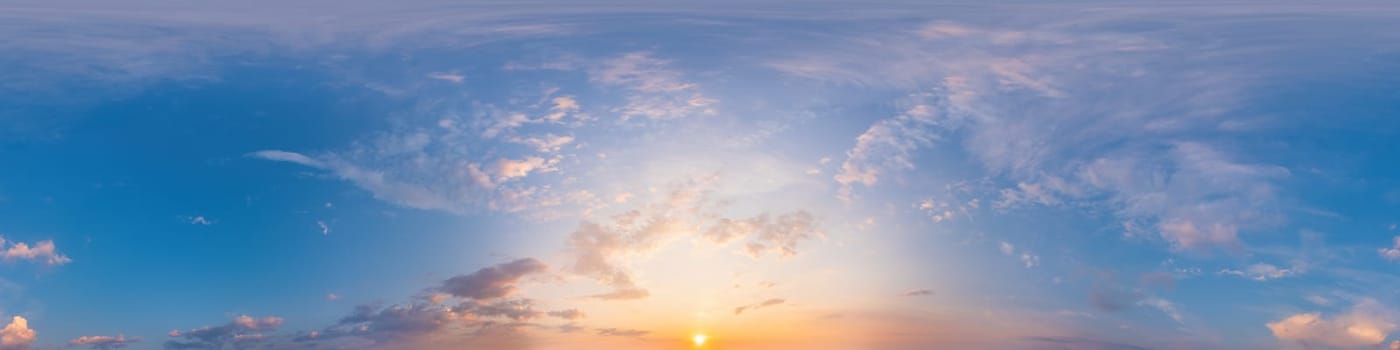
[1021,336,1151,350]
[734,298,786,315]
[546,309,585,320]
[164,315,283,350]
[439,258,548,300]
[595,328,649,337]
[902,289,933,297]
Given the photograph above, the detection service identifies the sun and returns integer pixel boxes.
[692,334,708,347]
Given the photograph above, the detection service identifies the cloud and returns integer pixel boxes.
[566,215,689,296]
[585,288,649,301]
[902,289,933,297]
[438,258,548,300]
[1267,299,1397,348]
[185,216,212,225]
[591,52,716,121]
[317,220,330,235]
[426,72,464,83]
[546,309,584,320]
[509,134,574,153]
[833,103,944,201]
[734,298,786,315]
[250,125,574,215]
[1020,336,1149,350]
[458,299,542,321]
[1219,263,1300,281]
[1379,236,1400,261]
[1138,297,1183,323]
[0,316,35,350]
[595,328,648,337]
[1020,253,1040,268]
[0,237,71,266]
[247,150,322,168]
[69,335,140,349]
[702,211,823,258]
[165,315,282,350]
[788,19,1298,252]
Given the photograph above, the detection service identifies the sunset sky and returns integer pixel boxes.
[3,1,1400,349]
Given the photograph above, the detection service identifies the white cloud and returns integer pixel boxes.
[426,72,465,83]
[186,216,212,225]
[1268,299,1397,348]
[1020,253,1040,268]
[592,52,716,121]
[0,237,71,266]
[1219,263,1300,281]
[69,334,140,349]
[787,20,1294,252]
[0,316,34,350]
[1138,297,1183,323]
[998,241,1015,256]
[510,133,574,153]
[1379,236,1400,261]
[834,103,946,201]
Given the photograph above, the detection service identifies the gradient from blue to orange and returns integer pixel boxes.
[3,1,1400,349]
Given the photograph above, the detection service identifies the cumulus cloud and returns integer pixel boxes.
[0,237,71,266]
[438,258,548,300]
[69,334,140,349]
[0,316,35,350]
[734,298,786,315]
[165,315,282,350]
[1267,299,1397,348]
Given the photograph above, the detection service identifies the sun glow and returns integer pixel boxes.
[692,334,708,347]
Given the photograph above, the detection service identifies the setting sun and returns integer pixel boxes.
[692,334,708,347]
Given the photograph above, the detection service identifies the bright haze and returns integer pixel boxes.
[3,1,1400,349]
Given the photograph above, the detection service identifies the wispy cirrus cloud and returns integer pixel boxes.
[788,17,1310,253]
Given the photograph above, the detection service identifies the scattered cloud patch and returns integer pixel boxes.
[734,298,785,315]
[1267,299,1397,348]
[439,258,548,300]
[0,237,71,266]
[70,334,140,349]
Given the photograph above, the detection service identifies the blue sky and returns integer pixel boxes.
[2,1,1400,349]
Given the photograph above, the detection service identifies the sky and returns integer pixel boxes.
[2,0,1400,349]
